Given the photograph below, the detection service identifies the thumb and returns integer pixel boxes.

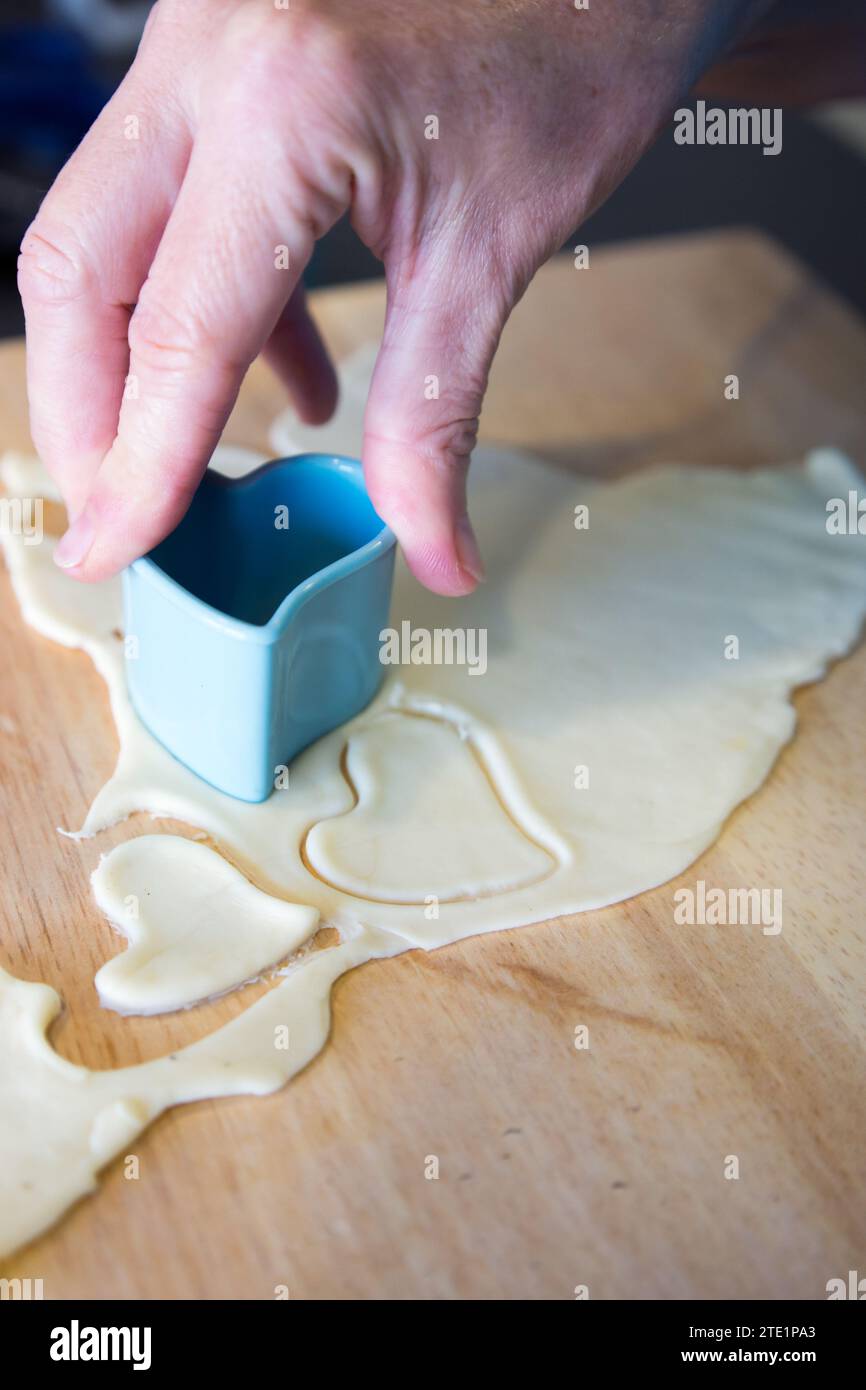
[362,249,510,596]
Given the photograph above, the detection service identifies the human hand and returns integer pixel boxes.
[20,0,771,594]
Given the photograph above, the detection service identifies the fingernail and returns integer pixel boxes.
[54,508,95,570]
[455,514,486,584]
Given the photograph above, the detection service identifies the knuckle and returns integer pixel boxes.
[138,0,164,45]
[128,294,222,381]
[216,5,296,91]
[218,5,370,105]
[421,415,481,469]
[367,411,480,471]
[17,221,94,308]
[416,412,479,467]
[212,8,375,233]
[287,9,370,83]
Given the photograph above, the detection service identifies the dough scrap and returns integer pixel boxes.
[0,930,386,1259]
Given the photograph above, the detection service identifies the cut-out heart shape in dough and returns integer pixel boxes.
[93,836,319,1015]
[304,711,557,903]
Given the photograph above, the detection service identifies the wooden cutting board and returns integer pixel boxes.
[2,229,865,1300]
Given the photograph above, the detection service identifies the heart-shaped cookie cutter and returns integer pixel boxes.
[123,453,396,802]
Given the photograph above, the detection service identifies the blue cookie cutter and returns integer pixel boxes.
[123,453,396,802]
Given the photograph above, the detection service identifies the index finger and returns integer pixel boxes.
[54,118,343,579]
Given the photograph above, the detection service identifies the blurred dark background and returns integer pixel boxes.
[1,0,865,338]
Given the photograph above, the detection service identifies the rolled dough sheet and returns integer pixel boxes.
[1,433,865,1259]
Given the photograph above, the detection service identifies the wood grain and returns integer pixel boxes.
[1,229,865,1299]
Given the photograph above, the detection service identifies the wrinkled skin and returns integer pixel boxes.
[17,0,862,594]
